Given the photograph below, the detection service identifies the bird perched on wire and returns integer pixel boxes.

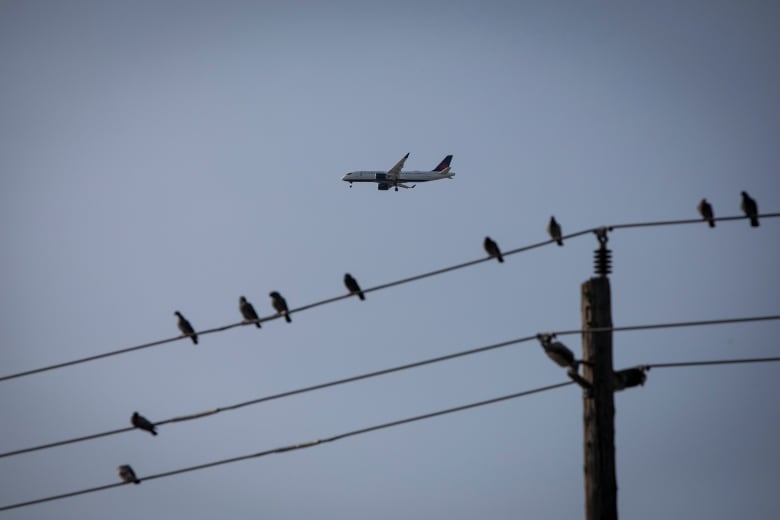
[239,296,261,328]
[118,464,140,484]
[614,367,647,391]
[483,236,503,263]
[547,216,564,246]
[344,273,365,301]
[740,191,759,227]
[537,334,577,368]
[174,311,197,345]
[697,198,715,228]
[269,291,291,323]
[131,412,157,436]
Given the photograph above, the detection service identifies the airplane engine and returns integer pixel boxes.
[377,183,390,191]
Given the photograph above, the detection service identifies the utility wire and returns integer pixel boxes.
[1,211,777,384]
[3,313,778,460]
[3,355,777,510]
[0,334,539,458]
[0,426,135,459]
[607,213,780,230]
[645,356,780,369]
[551,314,780,338]
[0,321,250,383]
[359,212,780,297]
[0,381,574,512]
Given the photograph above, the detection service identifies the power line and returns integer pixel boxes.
[552,314,780,337]
[0,381,574,512]
[608,213,780,231]
[0,426,135,459]
[0,334,539,458]
[4,353,776,514]
[0,321,251,383]
[645,356,780,369]
[364,212,780,296]
[3,313,778,460]
[1,212,777,384]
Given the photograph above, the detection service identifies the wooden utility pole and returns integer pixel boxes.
[581,231,617,520]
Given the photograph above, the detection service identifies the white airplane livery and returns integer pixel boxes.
[342,153,454,191]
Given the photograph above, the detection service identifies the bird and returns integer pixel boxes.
[544,340,576,368]
[740,191,759,227]
[344,273,365,301]
[118,464,140,484]
[537,334,576,368]
[547,216,564,246]
[614,367,647,391]
[239,296,261,328]
[174,311,198,345]
[483,236,503,263]
[131,412,157,436]
[269,291,291,323]
[697,198,715,228]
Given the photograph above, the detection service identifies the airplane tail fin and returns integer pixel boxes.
[432,155,453,172]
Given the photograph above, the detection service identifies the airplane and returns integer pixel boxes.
[342,153,455,191]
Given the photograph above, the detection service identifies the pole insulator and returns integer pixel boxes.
[593,228,612,277]
[594,247,612,276]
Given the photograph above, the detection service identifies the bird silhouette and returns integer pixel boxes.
[697,198,715,228]
[614,367,647,391]
[239,296,261,328]
[131,412,157,436]
[547,216,564,245]
[740,191,759,227]
[344,273,365,300]
[269,291,291,323]
[545,341,575,368]
[118,464,140,484]
[537,334,576,368]
[174,311,197,344]
[483,236,504,263]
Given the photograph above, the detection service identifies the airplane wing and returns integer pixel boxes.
[387,153,410,180]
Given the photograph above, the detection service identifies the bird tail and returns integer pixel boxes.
[191,335,198,345]
[358,291,365,301]
[497,252,504,263]
[708,220,715,228]
[284,313,292,323]
[152,430,158,436]
[255,321,262,328]
[556,239,564,246]
[750,217,759,227]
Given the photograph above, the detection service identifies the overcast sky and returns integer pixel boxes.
[1,1,778,518]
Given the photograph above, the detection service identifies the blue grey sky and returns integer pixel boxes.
[1,1,778,518]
